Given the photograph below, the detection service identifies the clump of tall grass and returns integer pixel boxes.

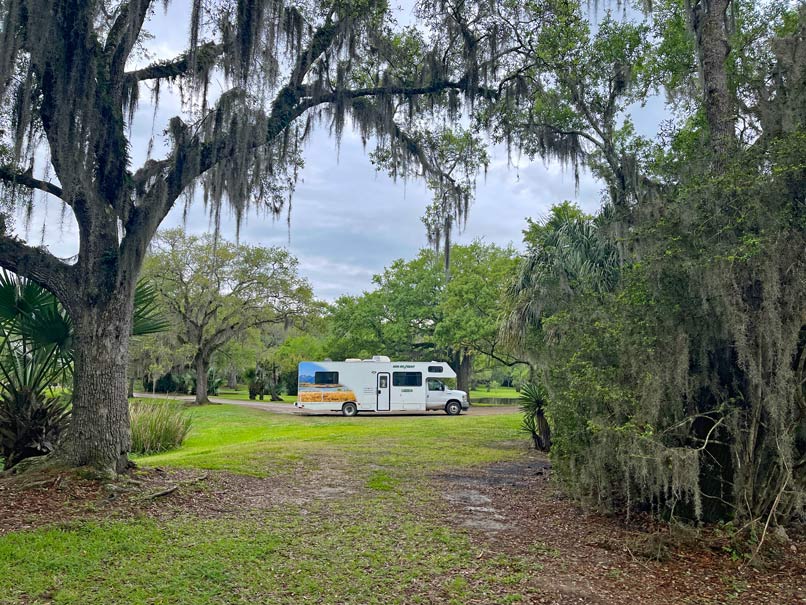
[129,400,192,454]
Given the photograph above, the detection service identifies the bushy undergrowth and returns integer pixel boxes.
[129,400,192,455]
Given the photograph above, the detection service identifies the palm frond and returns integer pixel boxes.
[132,280,171,336]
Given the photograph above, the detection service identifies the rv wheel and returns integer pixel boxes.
[342,402,358,417]
[445,401,462,416]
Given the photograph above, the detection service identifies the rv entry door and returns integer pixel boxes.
[376,372,391,411]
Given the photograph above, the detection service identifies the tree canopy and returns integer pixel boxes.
[329,241,520,391]
[143,229,312,403]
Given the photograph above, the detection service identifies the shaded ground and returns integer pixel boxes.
[436,454,805,605]
[1,453,803,604]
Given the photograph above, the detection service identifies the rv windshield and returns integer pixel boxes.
[427,378,445,392]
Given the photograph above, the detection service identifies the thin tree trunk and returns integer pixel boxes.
[456,351,472,394]
[536,414,552,452]
[227,368,238,389]
[195,354,210,404]
[689,0,735,156]
[58,294,134,475]
[270,363,284,401]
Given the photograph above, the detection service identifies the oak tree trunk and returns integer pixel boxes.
[453,350,472,394]
[195,354,210,404]
[58,292,134,475]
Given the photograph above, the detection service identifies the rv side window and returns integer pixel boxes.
[314,371,339,385]
[379,375,388,388]
[427,365,443,373]
[393,372,422,387]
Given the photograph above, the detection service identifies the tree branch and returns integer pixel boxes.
[0,235,74,303]
[106,0,154,78]
[309,79,498,104]
[124,42,224,83]
[0,165,64,199]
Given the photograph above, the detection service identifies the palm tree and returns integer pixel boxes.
[502,204,620,348]
[502,204,619,454]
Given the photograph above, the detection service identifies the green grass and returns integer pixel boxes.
[129,399,192,454]
[468,386,519,400]
[215,388,296,403]
[0,498,536,605]
[1,405,529,605]
[135,404,522,476]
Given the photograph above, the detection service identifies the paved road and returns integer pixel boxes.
[133,392,518,417]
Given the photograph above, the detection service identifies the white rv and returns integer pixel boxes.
[295,356,469,416]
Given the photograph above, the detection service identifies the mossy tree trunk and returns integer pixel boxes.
[194,352,210,405]
[60,290,135,474]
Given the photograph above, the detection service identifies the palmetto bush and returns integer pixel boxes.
[0,271,168,468]
[519,383,552,452]
[129,400,192,455]
[0,348,71,470]
[0,272,72,469]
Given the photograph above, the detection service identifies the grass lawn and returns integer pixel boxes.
[137,404,522,476]
[469,386,520,400]
[3,404,801,604]
[215,388,296,403]
[0,503,538,605]
[0,406,527,605]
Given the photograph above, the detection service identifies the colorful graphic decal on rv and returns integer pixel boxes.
[297,362,356,403]
[298,391,357,403]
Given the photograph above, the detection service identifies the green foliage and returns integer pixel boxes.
[503,4,806,526]
[328,241,522,388]
[143,229,313,402]
[0,349,71,470]
[0,272,72,468]
[518,384,551,452]
[129,400,192,455]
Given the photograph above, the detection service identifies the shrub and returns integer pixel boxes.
[519,383,551,452]
[0,388,70,470]
[129,400,192,454]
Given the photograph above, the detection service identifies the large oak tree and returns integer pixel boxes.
[144,229,311,404]
[0,0,542,473]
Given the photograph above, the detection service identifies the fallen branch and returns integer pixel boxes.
[142,484,179,499]
[138,473,209,500]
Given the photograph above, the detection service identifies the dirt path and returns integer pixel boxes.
[133,392,518,416]
[436,454,806,605]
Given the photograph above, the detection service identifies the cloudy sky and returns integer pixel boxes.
[19,2,660,302]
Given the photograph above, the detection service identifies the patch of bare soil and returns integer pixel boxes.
[436,453,805,605]
[0,464,359,534]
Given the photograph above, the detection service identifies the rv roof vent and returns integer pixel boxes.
[345,358,361,362]
[372,355,391,363]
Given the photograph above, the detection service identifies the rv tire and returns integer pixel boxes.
[445,401,462,416]
[342,402,358,417]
